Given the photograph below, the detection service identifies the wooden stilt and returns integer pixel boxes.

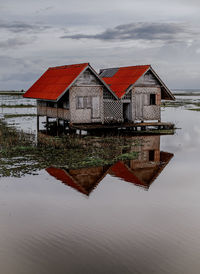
[56,118,59,136]
[46,116,49,133]
[37,115,39,132]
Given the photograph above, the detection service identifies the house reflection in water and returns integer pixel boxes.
[46,136,173,195]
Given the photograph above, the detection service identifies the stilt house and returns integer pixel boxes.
[99,65,175,122]
[23,62,175,125]
[24,63,119,124]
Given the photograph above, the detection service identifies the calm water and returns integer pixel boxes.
[1,94,200,274]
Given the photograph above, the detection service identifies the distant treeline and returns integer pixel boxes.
[172,89,200,96]
[0,90,25,95]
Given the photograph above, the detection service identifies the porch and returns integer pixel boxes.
[70,121,175,135]
[37,105,70,120]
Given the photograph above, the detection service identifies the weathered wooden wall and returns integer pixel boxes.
[37,104,70,120]
[68,69,104,123]
[134,71,160,87]
[74,69,101,86]
[132,87,161,121]
[70,86,103,124]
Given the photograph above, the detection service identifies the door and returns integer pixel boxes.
[123,103,130,122]
[92,97,100,119]
[135,94,144,120]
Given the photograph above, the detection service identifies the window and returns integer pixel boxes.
[149,150,155,161]
[47,102,56,108]
[76,96,92,109]
[63,101,69,109]
[85,96,91,109]
[77,97,84,109]
[150,94,156,105]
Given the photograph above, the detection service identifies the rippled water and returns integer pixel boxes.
[1,94,200,274]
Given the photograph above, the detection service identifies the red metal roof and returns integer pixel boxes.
[101,65,150,99]
[23,63,89,100]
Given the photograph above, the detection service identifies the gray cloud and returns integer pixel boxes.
[1,71,39,82]
[0,21,50,33]
[35,6,54,14]
[0,0,199,90]
[61,22,198,42]
[0,38,32,49]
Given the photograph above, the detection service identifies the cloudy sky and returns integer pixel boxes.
[0,0,200,90]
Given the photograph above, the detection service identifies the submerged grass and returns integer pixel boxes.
[0,119,139,177]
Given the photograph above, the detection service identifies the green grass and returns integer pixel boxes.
[187,108,200,112]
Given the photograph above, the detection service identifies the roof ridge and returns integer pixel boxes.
[100,64,151,72]
[48,62,89,70]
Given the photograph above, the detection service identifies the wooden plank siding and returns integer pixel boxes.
[69,86,103,124]
[134,70,160,87]
[132,86,161,121]
[37,105,70,120]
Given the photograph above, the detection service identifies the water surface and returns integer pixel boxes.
[0,94,200,274]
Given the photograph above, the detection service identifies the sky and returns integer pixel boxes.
[0,0,200,90]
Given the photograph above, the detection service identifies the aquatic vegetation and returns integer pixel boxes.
[162,98,200,109]
[0,119,139,177]
[187,108,200,112]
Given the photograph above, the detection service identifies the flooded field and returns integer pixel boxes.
[1,92,200,274]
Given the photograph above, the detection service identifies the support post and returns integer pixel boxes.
[37,115,39,132]
[46,116,49,133]
[56,118,59,136]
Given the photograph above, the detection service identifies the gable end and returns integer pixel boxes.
[73,68,103,86]
[134,70,160,87]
